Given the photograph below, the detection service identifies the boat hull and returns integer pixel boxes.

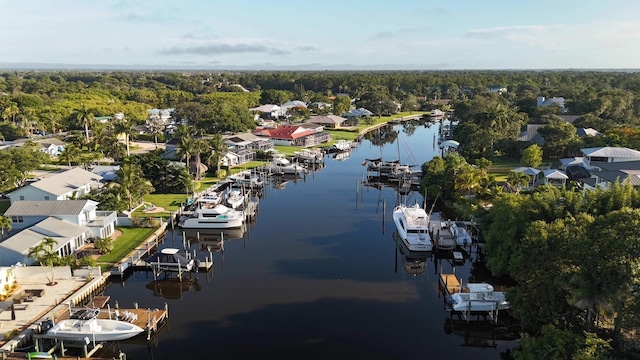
[47,319,144,342]
[392,205,433,252]
[179,216,244,229]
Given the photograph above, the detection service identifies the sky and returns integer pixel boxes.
[1,0,640,70]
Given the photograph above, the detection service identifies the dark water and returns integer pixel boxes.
[105,120,518,359]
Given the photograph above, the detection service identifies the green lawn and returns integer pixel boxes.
[97,227,157,265]
[142,194,189,211]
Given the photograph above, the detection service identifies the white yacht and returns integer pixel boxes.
[179,204,245,229]
[228,170,264,188]
[392,203,433,252]
[225,189,247,210]
[196,191,222,206]
[294,148,324,164]
[264,153,306,175]
[447,283,509,312]
[46,317,144,342]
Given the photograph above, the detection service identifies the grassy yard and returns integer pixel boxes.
[142,194,189,211]
[96,227,157,268]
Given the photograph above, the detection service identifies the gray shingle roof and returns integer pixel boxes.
[4,200,97,216]
[581,147,640,159]
[28,168,102,196]
[0,217,90,254]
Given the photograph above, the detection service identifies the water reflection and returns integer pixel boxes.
[393,231,430,276]
[145,276,201,300]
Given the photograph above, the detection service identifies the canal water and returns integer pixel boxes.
[105,119,518,359]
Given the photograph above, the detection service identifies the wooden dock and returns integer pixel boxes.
[440,273,462,295]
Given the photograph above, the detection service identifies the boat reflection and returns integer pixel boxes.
[181,226,247,251]
[393,231,430,276]
[145,277,202,300]
[333,151,351,161]
[443,317,520,348]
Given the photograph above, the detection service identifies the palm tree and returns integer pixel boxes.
[114,163,155,210]
[507,171,531,190]
[59,143,82,169]
[27,237,59,286]
[2,103,19,124]
[191,138,210,180]
[147,114,165,149]
[0,216,11,239]
[206,133,229,174]
[113,115,134,157]
[73,104,94,144]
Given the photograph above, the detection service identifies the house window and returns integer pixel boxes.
[19,196,24,201]
[10,216,23,223]
[44,196,50,200]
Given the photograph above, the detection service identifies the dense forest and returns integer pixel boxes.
[2,70,640,358]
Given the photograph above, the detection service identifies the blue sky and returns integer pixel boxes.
[1,0,639,70]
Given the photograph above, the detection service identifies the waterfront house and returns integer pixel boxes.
[8,168,103,204]
[250,104,284,119]
[305,115,348,129]
[0,217,91,266]
[34,138,66,157]
[254,125,317,147]
[3,200,117,239]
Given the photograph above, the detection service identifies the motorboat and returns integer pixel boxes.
[264,153,306,175]
[225,189,247,209]
[294,148,324,164]
[446,283,509,312]
[179,204,244,229]
[196,191,222,206]
[333,139,352,151]
[430,109,445,117]
[228,170,264,188]
[46,317,144,342]
[392,203,433,252]
[431,213,457,251]
[450,221,473,247]
[144,248,200,272]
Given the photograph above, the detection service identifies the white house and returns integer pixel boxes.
[537,96,567,112]
[3,200,117,239]
[34,138,66,157]
[0,217,91,266]
[250,104,284,119]
[580,147,640,171]
[8,168,103,204]
[542,169,569,187]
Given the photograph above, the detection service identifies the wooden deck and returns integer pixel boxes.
[440,273,462,295]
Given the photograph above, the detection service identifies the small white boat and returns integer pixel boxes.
[225,189,246,209]
[450,221,473,247]
[46,317,144,342]
[197,192,222,206]
[430,109,445,117]
[392,203,433,252]
[179,204,245,229]
[333,139,352,151]
[447,283,509,312]
[228,171,264,188]
[264,153,306,175]
[294,148,324,164]
[145,248,200,272]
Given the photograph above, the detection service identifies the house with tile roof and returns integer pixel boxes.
[8,168,103,204]
[254,125,319,147]
[3,200,117,239]
[0,217,92,266]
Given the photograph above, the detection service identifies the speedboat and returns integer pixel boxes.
[225,189,246,209]
[46,317,144,342]
[179,204,244,229]
[145,248,200,272]
[264,153,306,175]
[392,203,433,252]
[446,283,509,312]
[196,192,222,206]
[450,221,473,247]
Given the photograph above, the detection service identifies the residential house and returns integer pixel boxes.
[512,167,542,188]
[576,127,600,137]
[517,124,546,143]
[3,200,117,239]
[580,147,640,171]
[250,104,284,119]
[281,101,307,110]
[0,217,91,266]
[90,165,120,182]
[537,96,567,112]
[34,138,66,157]
[254,125,318,147]
[162,137,182,160]
[8,168,103,204]
[542,169,569,187]
[147,108,174,124]
[305,115,348,129]
[344,108,373,118]
[488,85,507,94]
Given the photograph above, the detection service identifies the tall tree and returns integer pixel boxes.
[113,163,154,211]
[73,104,94,144]
[521,144,543,168]
[206,133,229,174]
[27,237,59,286]
[0,216,11,239]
